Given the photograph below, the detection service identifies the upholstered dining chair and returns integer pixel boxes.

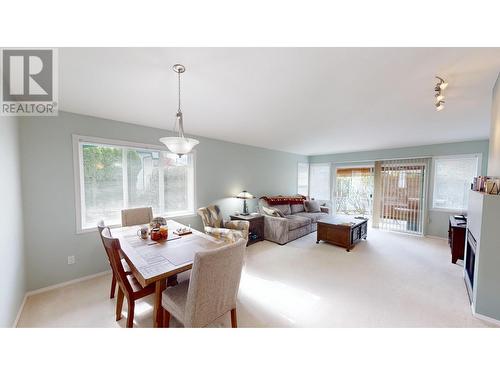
[197,205,249,242]
[121,207,153,227]
[160,238,246,328]
[100,227,155,328]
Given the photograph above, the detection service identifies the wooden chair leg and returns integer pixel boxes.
[115,286,124,321]
[126,300,135,328]
[162,307,171,328]
[230,308,237,328]
[110,274,117,299]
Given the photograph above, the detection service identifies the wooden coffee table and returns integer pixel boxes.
[316,215,368,251]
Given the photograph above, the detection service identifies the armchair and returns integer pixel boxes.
[197,205,249,243]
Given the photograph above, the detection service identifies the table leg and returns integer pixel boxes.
[153,279,166,328]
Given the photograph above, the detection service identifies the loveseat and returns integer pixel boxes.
[258,196,330,245]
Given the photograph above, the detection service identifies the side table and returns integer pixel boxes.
[230,214,264,246]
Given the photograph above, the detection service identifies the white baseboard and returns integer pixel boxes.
[12,294,28,328]
[13,270,111,328]
[473,311,500,326]
[425,235,447,241]
[25,270,111,297]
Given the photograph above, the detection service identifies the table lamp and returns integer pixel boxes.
[236,190,254,215]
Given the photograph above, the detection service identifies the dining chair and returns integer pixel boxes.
[97,224,132,299]
[100,227,155,328]
[121,207,153,227]
[160,238,246,328]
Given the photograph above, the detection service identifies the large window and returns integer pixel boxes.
[432,155,479,211]
[297,162,309,196]
[309,163,331,201]
[74,135,195,231]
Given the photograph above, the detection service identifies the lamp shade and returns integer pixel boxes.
[159,137,199,156]
[236,190,254,199]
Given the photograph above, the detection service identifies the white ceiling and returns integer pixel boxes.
[59,48,500,155]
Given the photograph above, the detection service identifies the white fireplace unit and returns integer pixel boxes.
[465,190,500,323]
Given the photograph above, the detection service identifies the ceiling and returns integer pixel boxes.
[59,48,500,155]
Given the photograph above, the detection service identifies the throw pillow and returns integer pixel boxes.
[272,204,291,215]
[273,208,286,217]
[304,200,321,213]
[262,206,284,217]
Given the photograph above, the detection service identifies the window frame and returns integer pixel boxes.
[430,153,481,213]
[72,134,197,234]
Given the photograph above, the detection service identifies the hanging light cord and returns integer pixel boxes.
[177,71,182,113]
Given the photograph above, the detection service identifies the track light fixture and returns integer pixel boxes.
[434,76,448,111]
[435,101,445,111]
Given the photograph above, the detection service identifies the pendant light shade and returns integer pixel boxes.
[159,136,199,155]
[160,64,199,157]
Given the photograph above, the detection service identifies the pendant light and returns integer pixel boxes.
[159,64,199,157]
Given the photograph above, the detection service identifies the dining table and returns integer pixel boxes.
[112,220,224,327]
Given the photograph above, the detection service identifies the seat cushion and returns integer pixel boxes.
[162,280,190,323]
[295,212,329,223]
[285,215,311,230]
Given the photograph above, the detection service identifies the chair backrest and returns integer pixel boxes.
[184,238,246,327]
[97,224,111,263]
[197,205,224,229]
[121,207,153,227]
[100,227,134,295]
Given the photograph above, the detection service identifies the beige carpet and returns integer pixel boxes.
[17,229,493,327]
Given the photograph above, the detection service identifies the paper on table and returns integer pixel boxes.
[164,242,205,266]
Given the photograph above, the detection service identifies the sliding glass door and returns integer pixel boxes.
[334,166,374,217]
[375,158,429,235]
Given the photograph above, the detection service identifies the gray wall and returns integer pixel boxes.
[488,73,500,176]
[309,140,490,238]
[19,111,306,290]
[0,117,26,327]
[15,110,492,292]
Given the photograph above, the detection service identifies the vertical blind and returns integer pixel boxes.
[376,158,430,234]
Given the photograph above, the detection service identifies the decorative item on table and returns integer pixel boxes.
[159,225,169,240]
[137,225,149,239]
[235,190,254,216]
[174,225,192,236]
[150,216,167,229]
[150,228,162,241]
